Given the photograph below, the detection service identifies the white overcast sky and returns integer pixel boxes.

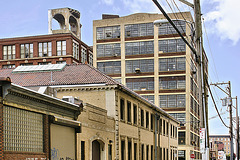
[0,0,240,135]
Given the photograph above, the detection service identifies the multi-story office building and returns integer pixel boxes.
[0,8,93,69]
[93,12,208,160]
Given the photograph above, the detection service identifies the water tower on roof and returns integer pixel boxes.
[48,8,81,39]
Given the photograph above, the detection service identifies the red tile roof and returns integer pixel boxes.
[0,64,118,87]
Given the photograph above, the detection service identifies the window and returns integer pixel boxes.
[159,76,185,89]
[108,144,112,160]
[159,57,186,71]
[4,106,43,152]
[146,111,149,129]
[56,61,66,64]
[81,47,87,63]
[38,62,52,65]
[89,53,93,66]
[57,41,66,56]
[134,143,137,160]
[133,104,137,125]
[97,43,121,57]
[2,64,15,69]
[146,145,149,160]
[141,144,145,160]
[126,59,154,73]
[158,21,186,35]
[125,41,154,55]
[141,109,144,127]
[178,132,186,145]
[160,148,162,160]
[159,119,162,134]
[159,39,185,53]
[159,94,185,108]
[127,101,131,123]
[163,120,166,135]
[120,99,125,121]
[141,95,154,104]
[39,42,52,57]
[21,43,33,58]
[126,78,154,91]
[97,61,121,74]
[3,45,15,60]
[97,26,120,40]
[169,113,186,125]
[166,122,169,136]
[128,140,132,160]
[20,63,33,66]
[73,41,79,60]
[121,140,125,160]
[125,23,154,38]
[151,145,153,160]
[151,114,154,130]
[81,141,85,160]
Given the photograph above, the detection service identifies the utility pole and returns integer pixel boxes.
[233,96,239,160]
[211,81,234,160]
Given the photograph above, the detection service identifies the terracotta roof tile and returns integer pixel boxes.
[0,64,118,87]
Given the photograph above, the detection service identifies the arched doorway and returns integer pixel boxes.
[92,139,105,160]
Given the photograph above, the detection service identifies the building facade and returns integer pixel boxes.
[0,77,81,160]
[93,12,207,160]
[0,8,93,69]
[210,135,231,159]
[0,63,179,160]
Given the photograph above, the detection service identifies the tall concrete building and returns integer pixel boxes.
[93,12,208,160]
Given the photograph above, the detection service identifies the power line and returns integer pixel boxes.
[205,77,230,129]
[202,17,220,82]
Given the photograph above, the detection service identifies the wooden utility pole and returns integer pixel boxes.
[194,0,210,159]
[211,81,234,160]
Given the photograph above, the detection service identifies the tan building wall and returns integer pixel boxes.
[93,12,201,160]
[56,85,178,160]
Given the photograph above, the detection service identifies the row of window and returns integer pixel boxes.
[125,76,186,91]
[119,98,178,138]
[159,94,185,108]
[97,57,186,75]
[120,140,177,160]
[96,21,186,40]
[3,41,92,62]
[96,39,186,58]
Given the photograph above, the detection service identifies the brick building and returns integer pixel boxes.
[0,63,179,160]
[0,77,81,160]
[210,135,231,159]
[0,8,93,69]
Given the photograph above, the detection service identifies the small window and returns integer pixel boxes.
[128,140,132,160]
[120,99,125,121]
[141,109,144,127]
[166,122,169,136]
[108,144,112,160]
[146,145,149,160]
[134,143,137,160]
[146,111,149,129]
[121,140,125,160]
[81,141,85,160]
[133,104,137,125]
[141,144,144,160]
[127,101,131,123]
[163,120,165,135]
[178,132,186,145]
[150,114,154,131]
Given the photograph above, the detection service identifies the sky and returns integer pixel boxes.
[0,0,240,135]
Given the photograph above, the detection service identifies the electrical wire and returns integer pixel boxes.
[202,17,220,82]
[205,76,230,129]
